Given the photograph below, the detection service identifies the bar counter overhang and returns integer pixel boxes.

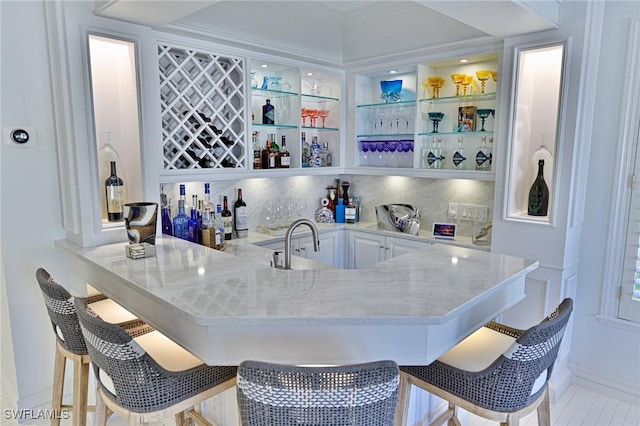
[56,235,537,366]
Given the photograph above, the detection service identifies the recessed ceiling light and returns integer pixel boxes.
[306,72,314,76]
[261,64,269,68]
[459,59,469,63]
[389,70,398,74]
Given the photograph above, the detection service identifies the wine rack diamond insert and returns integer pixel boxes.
[159,43,246,169]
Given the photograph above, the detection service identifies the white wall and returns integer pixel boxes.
[1,0,72,409]
[572,0,640,400]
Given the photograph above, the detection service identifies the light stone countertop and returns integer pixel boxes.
[56,231,536,327]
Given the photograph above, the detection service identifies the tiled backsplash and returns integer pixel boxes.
[160,175,493,238]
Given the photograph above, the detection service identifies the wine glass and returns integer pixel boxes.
[268,76,282,91]
[308,109,319,127]
[360,140,371,166]
[450,74,466,96]
[476,108,493,131]
[318,109,330,127]
[475,70,492,94]
[428,112,445,133]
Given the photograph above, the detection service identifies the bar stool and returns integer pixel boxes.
[74,296,237,426]
[36,268,145,426]
[395,298,573,426]
[236,360,400,426]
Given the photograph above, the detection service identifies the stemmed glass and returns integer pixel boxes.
[491,70,498,82]
[428,112,445,133]
[301,108,310,127]
[462,75,474,96]
[476,108,493,131]
[426,77,445,98]
[451,74,466,96]
[308,109,319,127]
[475,70,492,94]
[318,109,330,128]
[268,76,282,91]
[360,140,371,166]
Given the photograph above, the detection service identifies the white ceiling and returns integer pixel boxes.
[94,1,560,66]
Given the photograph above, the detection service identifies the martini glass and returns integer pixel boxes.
[476,108,493,131]
[428,112,444,133]
[475,70,492,93]
[451,74,466,96]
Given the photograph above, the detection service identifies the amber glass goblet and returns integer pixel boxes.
[301,108,310,127]
[308,109,319,127]
[462,75,474,96]
[318,109,330,128]
[491,70,498,81]
[451,74,466,96]
[475,70,492,93]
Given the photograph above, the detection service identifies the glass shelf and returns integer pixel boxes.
[252,123,298,130]
[252,88,299,97]
[302,126,339,131]
[357,133,414,138]
[357,100,416,109]
[417,131,494,136]
[418,92,496,104]
[301,93,340,102]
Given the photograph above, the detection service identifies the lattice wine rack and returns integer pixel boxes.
[159,43,246,169]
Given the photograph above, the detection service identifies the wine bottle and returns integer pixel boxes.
[221,196,233,240]
[233,188,248,238]
[279,135,291,168]
[262,99,275,125]
[172,184,189,240]
[105,161,124,222]
[269,133,280,168]
[527,159,550,216]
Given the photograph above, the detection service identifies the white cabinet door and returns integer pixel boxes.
[348,231,386,269]
[299,230,344,268]
[386,236,431,259]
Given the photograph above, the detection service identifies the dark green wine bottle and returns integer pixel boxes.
[528,159,549,216]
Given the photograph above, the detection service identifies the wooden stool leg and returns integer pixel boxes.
[94,387,107,426]
[72,356,89,426]
[537,387,551,426]
[394,371,411,426]
[51,343,66,426]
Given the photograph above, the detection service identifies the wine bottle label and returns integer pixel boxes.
[223,218,232,235]
[106,185,124,213]
[235,206,248,230]
[345,207,356,220]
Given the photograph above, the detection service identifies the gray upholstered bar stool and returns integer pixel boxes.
[236,360,400,426]
[36,267,143,426]
[395,298,573,426]
[74,296,237,426]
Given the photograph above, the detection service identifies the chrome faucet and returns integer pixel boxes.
[284,218,319,269]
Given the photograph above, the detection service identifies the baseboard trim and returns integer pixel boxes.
[571,363,640,405]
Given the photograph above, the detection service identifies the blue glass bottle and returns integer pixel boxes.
[188,207,200,244]
[161,207,172,236]
[172,184,189,240]
[335,198,345,223]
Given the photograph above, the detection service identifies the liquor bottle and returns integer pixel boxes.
[309,136,321,167]
[353,195,361,222]
[200,206,213,248]
[221,196,233,240]
[528,159,550,216]
[335,198,345,223]
[234,188,248,238]
[104,161,124,222]
[279,135,291,168]
[452,137,467,170]
[161,206,172,236]
[172,184,189,240]
[422,137,443,169]
[203,183,214,212]
[262,99,275,125]
[301,132,310,167]
[252,132,262,170]
[475,135,491,171]
[261,139,271,169]
[188,204,200,244]
[269,133,280,168]
[345,198,357,224]
[214,204,224,248]
[320,142,333,167]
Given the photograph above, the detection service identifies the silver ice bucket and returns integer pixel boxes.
[375,204,421,236]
